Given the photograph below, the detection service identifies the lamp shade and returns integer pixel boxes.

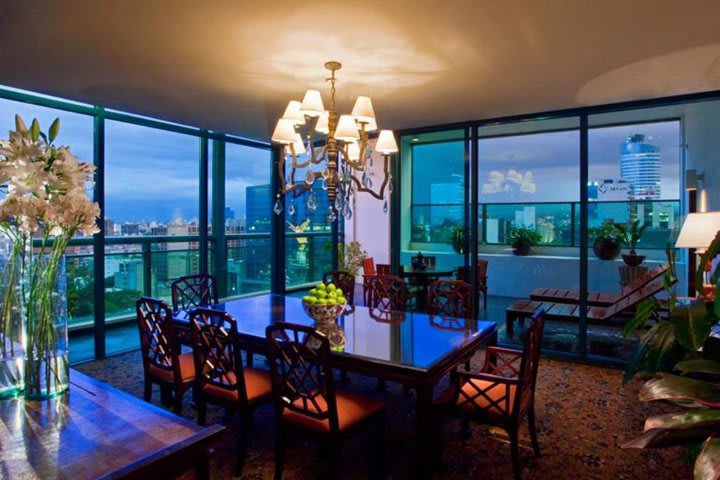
[281,100,305,125]
[347,140,360,161]
[315,111,329,134]
[300,90,324,117]
[334,115,360,142]
[375,130,398,154]
[271,119,297,144]
[675,212,720,249]
[351,96,376,124]
[292,133,306,155]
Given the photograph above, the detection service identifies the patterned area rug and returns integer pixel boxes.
[76,351,690,479]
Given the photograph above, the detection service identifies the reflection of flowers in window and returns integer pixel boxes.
[482,169,536,194]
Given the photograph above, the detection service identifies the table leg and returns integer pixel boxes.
[415,382,435,480]
[506,311,515,337]
[195,449,212,480]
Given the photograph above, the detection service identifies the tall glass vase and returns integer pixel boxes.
[0,240,25,399]
[24,254,68,400]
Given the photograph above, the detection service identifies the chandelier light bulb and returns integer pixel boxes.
[300,90,324,117]
[281,100,306,125]
[334,115,360,142]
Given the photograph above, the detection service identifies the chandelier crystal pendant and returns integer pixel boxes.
[271,61,398,222]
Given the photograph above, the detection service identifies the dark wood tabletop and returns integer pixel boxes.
[174,294,497,479]
[0,369,224,480]
[401,265,455,278]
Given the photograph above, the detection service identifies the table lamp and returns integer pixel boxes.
[675,212,720,296]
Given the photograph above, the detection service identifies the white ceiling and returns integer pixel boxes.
[1,0,719,141]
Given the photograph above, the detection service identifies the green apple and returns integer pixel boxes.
[337,296,347,304]
[327,283,337,291]
[316,283,327,291]
[316,290,327,299]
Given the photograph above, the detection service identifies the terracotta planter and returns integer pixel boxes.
[593,239,621,260]
[622,253,645,267]
[512,242,531,256]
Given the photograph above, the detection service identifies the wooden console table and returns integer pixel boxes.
[0,369,224,479]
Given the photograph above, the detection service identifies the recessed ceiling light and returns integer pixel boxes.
[412,137,419,142]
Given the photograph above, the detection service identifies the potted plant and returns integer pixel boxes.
[508,226,542,256]
[590,222,627,260]
[621,234,720,478]
[622,219,648,267]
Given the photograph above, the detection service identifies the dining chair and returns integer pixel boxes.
[266,323,385,479]
[369,274,406,311]
[323,270,356,306]
[136,297,195,415]
[435,309,545,480]
[190,308,273,476]
[362,257,376,306]
[376,263,392,274]
[171,273,219,316]
[427,280,472,319]
[410,254,437,270]
[457,259,489,311]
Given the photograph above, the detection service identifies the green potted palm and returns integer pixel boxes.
[508,226,542,256]
[590,222,627,260]
[622,219,648,267]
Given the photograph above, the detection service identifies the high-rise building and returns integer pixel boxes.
[621,134,661,200]
[246,184,272,233]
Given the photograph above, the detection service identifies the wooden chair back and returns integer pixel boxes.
[136,297,182,381]
[457,260,489,290]
[171,274,218,316]
[376,263,392,275]
[369,274,406,311]
[427,280,472,319]
[266,323,340,433]
[513,309,545,419]
[323,270,356,305]
[362,257,376,276]
[190,308,249,405]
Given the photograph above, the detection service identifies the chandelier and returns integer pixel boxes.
[270,61,398,223]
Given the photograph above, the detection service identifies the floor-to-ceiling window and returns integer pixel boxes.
[104,121,201,355]
[224,142,272,297]
[477,118,580,352]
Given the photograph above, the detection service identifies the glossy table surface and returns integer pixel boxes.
[0,370,224,479]
[401,265,455,277]
[175,294,496,372]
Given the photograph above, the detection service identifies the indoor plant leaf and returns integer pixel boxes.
[640,374,720,408]
[672,302,711,351]
[675,359,720,376]
[623,298,657,337]
[30,118,40,141]
[622,427,714,450]
[645,409,720,431]
[624,321,678,383]
[695,436,720,480]
[48,118,60,143]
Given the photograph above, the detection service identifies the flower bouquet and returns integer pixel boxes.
[0,115,100,399]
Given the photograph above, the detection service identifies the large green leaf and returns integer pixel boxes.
[695,436,720,480]
[645,409,720,431]
[640,374,720,408]
[623,297,657,337]
[624,321,680,383]
[676,359,720,376]
[672,302,711,351]
[622,427,713,450]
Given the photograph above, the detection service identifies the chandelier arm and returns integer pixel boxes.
[350,154,390,200]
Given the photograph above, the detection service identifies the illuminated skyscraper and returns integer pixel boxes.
[621,134,661,200]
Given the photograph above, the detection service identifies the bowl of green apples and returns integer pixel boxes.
[302,282,347,325]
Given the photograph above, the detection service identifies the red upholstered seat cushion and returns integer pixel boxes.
[201,368,272,403]
[437,378,516,420]
[282,390,384,433]
[148,352,195,383]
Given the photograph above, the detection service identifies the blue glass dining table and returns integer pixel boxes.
[174,293,497,479]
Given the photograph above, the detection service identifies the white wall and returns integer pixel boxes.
[343,140,391,281]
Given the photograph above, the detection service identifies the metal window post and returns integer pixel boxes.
[270,146,287,293]
[470,127,479,320]
[211,138,227,298]
[579,114,589,358]
[92,108,106,360]
[199,133,209,275]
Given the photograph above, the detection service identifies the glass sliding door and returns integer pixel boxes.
[587,107,683,361]
[400,130,467,279]
[477,118,580,353]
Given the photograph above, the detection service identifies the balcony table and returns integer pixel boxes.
[174,293,497,480]
[0,369,224,480]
